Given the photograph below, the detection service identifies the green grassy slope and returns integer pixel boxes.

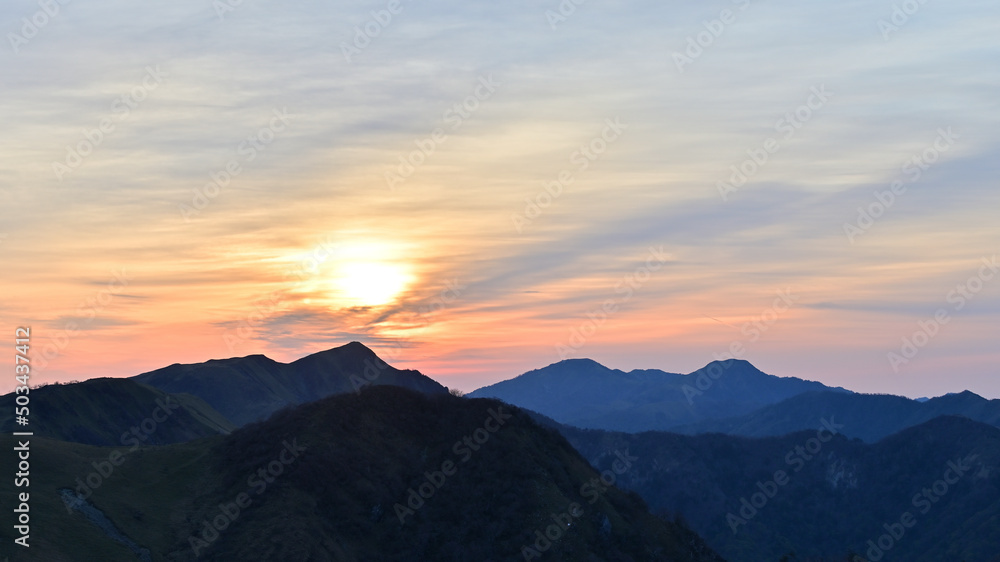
[0,378,234,446]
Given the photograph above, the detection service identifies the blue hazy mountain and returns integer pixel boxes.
[673,389,1000,442]
[470,358,849,432]
[559,415,1000,562]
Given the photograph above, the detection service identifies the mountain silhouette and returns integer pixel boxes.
[132,341,447,426]
[0,343,447,447]
[470,358,848,432]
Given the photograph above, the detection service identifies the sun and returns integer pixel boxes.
[334,261,411,307]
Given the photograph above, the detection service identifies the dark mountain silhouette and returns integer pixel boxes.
[133,341,448,426]
[0,387,725,562]
[470,358,848,432]
[674,390,1000,442]
[0,377,234,446]
[0,342,447,449]
[558,415,1000,562]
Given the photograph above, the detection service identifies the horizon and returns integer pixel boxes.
[4,0,999,400]
[10,340,994,401]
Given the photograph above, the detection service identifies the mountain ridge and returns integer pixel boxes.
[673,389,1000,442]
[132,341,448,426]
[470,357,850,432]
[557,414,1000,562]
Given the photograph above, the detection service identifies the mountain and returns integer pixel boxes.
[133,341,448,426]
[0,386,725,562]
[558,416,1000,562]
[469,358,848,432]
[0,377,234,446]
[673,390,1000,442]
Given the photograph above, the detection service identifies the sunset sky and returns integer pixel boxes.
[2,0,998,398]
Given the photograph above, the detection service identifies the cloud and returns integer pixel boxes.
[2,0,999,398]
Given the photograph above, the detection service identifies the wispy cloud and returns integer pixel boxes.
[2,0,998,398]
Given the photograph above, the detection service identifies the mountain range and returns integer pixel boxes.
[133,341,448,426]
[2,342,998,561]
[559,415,1000,562]
[672,389,1000,443]
[469,358,1000,442]
[469,358,849,432]
[0,386,723,562]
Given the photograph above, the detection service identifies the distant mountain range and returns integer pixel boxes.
[469,358,1000,443]
[467,355,1000,560]
[673,389,1000,443]
[469,358,850,432]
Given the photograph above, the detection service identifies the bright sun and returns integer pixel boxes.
[334,261,411,307]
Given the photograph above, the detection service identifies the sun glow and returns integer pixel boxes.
[334,261,412,307]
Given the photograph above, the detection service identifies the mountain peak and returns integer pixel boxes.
[305,340,376,357]
[550,357,609,370]
[342,340,374,352]
[134,341,446,426]
[930,389,986,403]
[696,358,765,376]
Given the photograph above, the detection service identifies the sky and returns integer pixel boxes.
[1,0,998,399]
